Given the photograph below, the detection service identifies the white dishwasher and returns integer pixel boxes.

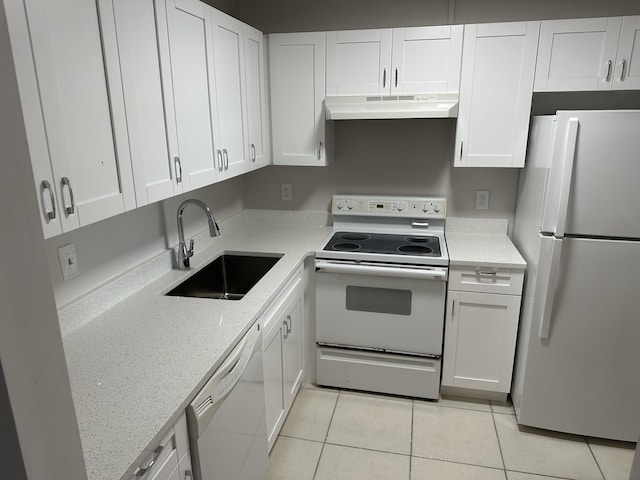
[186,321,268,480]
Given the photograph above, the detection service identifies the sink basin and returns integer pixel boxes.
[166,252,283,300]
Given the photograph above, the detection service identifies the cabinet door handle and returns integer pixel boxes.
[250,143,256,162]
[283,319,289,340]
[383,67,388,88]
[185,469,193,479]
[317,141,322,161]
[286,315,292,334]
[223,149,229,170]
[619,59,627,81]
[61,177,75,215]
[604,60,613,82]
[394,67,399,88]
[459,141,464,163]
[134,445,164,477]
[41,180,57,220]
[216,150,223,172]
[450,300,455,321]
[174,156,182,184]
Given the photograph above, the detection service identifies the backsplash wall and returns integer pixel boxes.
[243,119,520,228]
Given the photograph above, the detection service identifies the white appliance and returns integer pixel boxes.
[324,94,459,120]
[186,322,268,479]
[315,195,449,399]
[512,110,640,442]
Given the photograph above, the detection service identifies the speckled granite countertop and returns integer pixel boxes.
[445,218,526,269]
[60,211,331,480]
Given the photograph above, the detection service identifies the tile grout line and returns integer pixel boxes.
[312,388,341,480]
[584,437,607,480]
[490,409,508,478]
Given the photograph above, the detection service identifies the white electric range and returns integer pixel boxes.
[315,194,449,399]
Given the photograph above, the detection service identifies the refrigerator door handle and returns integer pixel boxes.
[538,237,564,340]
[554,118,579,237]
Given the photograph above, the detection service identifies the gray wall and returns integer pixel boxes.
[221,0,640,33]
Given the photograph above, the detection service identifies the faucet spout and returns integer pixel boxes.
[176,199,220,269]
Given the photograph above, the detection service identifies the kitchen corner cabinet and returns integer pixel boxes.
[6,0,136,238]
[535,16,640,92]
[269,32,330,166]
[156,0,218,193]
[454,21,539,168]
[326,25,463,96]
[442,266,524,396]
[262,267,304,451]
[131,413,192,480]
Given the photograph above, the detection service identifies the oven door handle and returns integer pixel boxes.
[315,260,448,281]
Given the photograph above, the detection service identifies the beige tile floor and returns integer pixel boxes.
[266,384,636,480]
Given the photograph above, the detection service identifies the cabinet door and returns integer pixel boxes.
[210,9,248,180]
[262,320,285,451]
[535,17,622,92]
[391,25,463,94]
[269,32,327,166]
[455,22,539,168]
[22,0,135,231]
[244,25,269,170]
[108,0,176,205]
[326,29,393,95]
[282,297,304,410]
[159,0,218,192]
[615,16,640,90]
[442,291,521,393]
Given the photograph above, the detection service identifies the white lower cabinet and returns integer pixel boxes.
[442,266,524,398]
[132,414,192,480]
[262,267,304,451]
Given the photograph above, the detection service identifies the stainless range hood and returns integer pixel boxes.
[325,93,458,120]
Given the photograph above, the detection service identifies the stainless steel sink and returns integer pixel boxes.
[166,252,283,300]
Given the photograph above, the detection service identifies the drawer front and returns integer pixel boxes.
[449,266,523,295]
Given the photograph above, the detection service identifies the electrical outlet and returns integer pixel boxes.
[281,183,293,201]
[58,243,79,280]
[475,190,490,210]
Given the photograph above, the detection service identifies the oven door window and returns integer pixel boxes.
[346,286,412,315]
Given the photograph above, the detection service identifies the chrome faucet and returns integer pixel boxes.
[176,199,220,269]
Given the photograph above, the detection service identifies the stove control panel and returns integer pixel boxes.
[333,195,447,218]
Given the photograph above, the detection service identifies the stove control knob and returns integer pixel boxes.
[336,199,345,210]
[397,202,406,212]
[345,200,354,210]
[421,202,431,213]
[433,203,441,213]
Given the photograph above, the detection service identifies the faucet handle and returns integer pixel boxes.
[187,239,194,258]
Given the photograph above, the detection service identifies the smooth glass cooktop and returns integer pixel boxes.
[323,231,442,257]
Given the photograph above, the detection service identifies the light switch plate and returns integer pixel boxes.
[58,243,79,280]
[475,190,490,210]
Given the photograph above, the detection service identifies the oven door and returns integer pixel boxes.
[315,260,447,356]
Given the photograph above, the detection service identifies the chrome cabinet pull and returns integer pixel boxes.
[250,143,256,162]
[451,300,455,321]
[185,469,193,479]
[383,67,388,88]
[604,60,613,82]
[459,141,464,163]
[394,67,399,88]
[317,141,322,161]
[61,177,75,215]
[41,180,56,220]
[283,319,289,340]
[222,149,229,170]
[133,445,164,477]
[286,315,292,334]
[620,59,627,81]
[174,156,182,183]
[216,150,223,172]
[475,270,496,276]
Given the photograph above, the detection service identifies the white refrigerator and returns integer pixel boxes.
[512,110,640,442]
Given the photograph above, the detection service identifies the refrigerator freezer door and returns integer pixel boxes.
[517,237,640,441]
[542,110,640,239]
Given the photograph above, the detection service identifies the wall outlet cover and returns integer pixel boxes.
[58,243,80,280]
[475,190,490,210]
[281,183,293,201]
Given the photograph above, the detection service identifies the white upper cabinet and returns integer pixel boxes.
[210,9,249,180]
[157,0,218,193]
[269,32,329,166]
[107,0,177,206]
[327,26,462,96]
[244,25,270,170]
[7,0,136,237]
[615,16,640,90]
[455,22,540,168]
[535,16,640,91]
